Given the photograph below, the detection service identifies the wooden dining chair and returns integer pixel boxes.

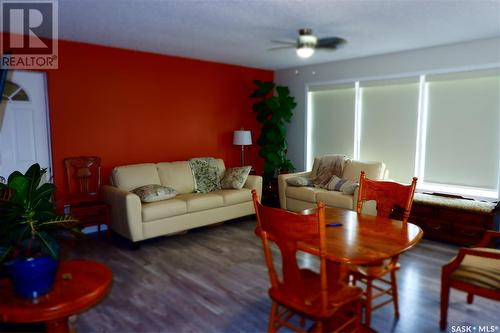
[64,156,110,238]
[440,230,500,330]
[350,171,417,326]
[252,190,363,333]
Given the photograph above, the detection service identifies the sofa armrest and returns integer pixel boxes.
[277,171,312,210]
[244,175,263,199]
[101,185,144,242]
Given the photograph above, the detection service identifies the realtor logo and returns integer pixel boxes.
[0,0,58,69]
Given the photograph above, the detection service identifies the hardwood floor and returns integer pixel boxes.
[4,217,498,333]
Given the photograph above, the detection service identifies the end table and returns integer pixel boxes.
[0,260,112,333]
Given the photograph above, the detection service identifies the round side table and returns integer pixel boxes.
[0,259,112,333]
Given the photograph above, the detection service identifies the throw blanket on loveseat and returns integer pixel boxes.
[189,157,221,193]
[312,154,347,188]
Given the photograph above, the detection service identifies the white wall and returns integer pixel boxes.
[275,37,500,171]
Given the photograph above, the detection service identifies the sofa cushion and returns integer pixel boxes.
[176,193,224,212]
[316,191,354,210]
[213,189,251,206]
[112,163,161,191]
[132,184,177,203]
[450,248,500,290]
[157,161,195,194]
[286,186,326,203]
[342,160,386,182]
[221,166,251,189]
[142,199,187,222]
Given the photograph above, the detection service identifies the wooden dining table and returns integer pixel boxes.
[294,207,424,289]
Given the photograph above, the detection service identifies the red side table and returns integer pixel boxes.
[0,260,112,333]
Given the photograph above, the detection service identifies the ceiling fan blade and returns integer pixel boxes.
[316,37,347,49]
[268,46,295,51]
[271,40,297,46]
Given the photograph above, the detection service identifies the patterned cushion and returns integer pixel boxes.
[326,176,359,195]
[286,176,314,187]
[221,166,251,189]
[189,157,221,193]
[450,248,500,290]
[132,184,177,203]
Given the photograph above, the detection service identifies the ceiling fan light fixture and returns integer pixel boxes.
[296,45,314,58]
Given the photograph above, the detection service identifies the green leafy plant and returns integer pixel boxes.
[250,80,297,180]
[0,164,79,262]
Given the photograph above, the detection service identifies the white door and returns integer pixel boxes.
[0,71,51,181]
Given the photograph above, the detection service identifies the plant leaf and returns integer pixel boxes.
[9,175,29,204]
[0,245,12,262]
[36,231,59,259]
[7,171,23,185]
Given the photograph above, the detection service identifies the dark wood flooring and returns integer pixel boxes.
[6,217,499,333]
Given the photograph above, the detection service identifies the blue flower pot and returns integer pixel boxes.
[4,256,59,299]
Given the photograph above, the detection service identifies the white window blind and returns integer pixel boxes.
[309,85,355,159]
[424,69,500,191]
[359,78,419,182]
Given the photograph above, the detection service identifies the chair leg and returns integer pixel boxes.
[467,293,474,304]
[313,320,324,333]
[390,270,400,319]
[440,279,450,330]
[355,299,362,332]
[365,280,373,327]
[268,301,278,333]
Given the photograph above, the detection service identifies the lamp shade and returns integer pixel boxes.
[233,130,252,145]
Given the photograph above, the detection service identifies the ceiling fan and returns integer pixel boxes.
[270,28,346,59]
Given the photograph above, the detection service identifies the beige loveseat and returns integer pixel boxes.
[278,159,388,212]
[102,159,262,244]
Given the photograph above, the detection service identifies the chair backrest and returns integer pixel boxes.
[252,190,329,312]
[356,171,417,222]
[64,156,101,203]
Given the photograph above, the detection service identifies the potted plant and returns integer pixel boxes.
[0,164,79,299]
[250,80,297,182]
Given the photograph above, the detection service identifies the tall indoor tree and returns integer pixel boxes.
[250,80,297,181]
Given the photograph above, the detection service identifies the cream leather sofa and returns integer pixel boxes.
[278,159,388,212]
[102,159,262,244]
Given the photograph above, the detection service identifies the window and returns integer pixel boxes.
[307,68,500,199]
[421,69,500,197]
[359,78,419,182]
[308,84,355,160]
[2,81,29,102]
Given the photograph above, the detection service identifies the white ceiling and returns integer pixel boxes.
[55,0,500,70]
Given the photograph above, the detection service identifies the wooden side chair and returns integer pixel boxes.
[252,190,363,333]
[64,156,110,238]
[350,171,417,326]
[440,230,500,330]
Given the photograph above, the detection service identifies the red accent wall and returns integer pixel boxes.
[46,40,272,199]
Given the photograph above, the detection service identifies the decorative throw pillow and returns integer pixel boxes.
[221,166,251,189]
[286,176,314,187]
[189,157,221,193]
[132,184,177,203]
[326,176,359,195]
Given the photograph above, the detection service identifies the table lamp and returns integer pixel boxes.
[233,130,252,166]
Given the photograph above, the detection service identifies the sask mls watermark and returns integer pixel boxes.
[0,0,58,69]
